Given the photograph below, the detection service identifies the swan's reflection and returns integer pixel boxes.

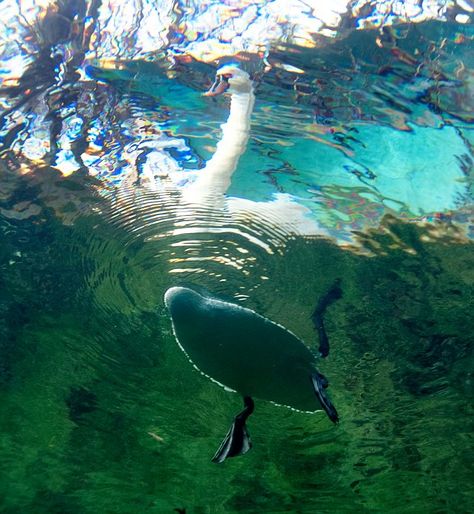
[142,64,326,239]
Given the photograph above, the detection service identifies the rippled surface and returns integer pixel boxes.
[1,1,473,513]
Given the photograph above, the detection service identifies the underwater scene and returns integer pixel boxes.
[0,1,473,512]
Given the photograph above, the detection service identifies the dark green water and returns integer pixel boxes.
[0,178,472,513]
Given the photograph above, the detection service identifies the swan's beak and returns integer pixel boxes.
[204,75,230,97]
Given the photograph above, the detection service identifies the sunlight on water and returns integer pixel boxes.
[0,1,473,513]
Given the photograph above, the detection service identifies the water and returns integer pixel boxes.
[0,1,473,513]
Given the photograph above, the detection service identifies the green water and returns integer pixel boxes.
[0,183,472,513]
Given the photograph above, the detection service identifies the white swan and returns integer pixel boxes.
[181,64,323,236]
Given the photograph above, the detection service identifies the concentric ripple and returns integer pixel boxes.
[71,186,315,318]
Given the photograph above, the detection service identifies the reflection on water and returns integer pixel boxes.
[1,13,472,237]
[0,0,473,513]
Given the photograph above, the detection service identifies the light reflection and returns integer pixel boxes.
[0,0,472,247]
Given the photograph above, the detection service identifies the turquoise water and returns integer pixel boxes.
[1,2,473,513]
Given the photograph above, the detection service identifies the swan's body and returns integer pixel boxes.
[164,286,325,412]
[164,285,341,463]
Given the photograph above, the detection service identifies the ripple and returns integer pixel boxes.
[70,186,317,320]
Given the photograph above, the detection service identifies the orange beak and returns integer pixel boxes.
[203,74,230,97]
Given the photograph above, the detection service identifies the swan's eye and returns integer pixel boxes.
[221,73,233,80]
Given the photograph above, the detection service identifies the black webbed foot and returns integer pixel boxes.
[311,373,339,423]
[311,279,343,358]
[212,396,254,463]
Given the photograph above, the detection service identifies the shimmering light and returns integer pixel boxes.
[0,0,472,243]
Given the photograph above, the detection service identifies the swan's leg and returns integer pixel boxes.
[311,372,339,423]
[212,396,254,463]
[310,280,342,423]
[310,279,343,358]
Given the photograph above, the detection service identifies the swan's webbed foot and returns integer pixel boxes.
[212,396,254,463]
[311,279,343,358]
[311,372,339,423]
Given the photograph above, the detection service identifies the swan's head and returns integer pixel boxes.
[204,65,252,97]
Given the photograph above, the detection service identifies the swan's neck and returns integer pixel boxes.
[190,89,254,198]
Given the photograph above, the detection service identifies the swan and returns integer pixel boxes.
[179,64,324,236]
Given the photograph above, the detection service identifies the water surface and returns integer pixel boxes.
[0,1,473,513]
